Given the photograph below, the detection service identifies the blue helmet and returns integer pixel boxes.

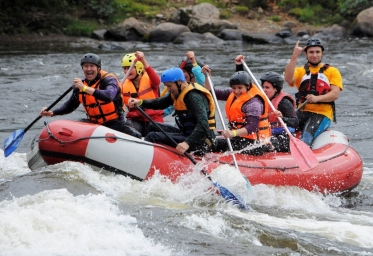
[161,67,186,83]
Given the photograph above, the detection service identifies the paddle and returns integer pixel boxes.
[241,60,319,172]
[205,73,239,169]
[121,56,138,84]
[4,85,73,157]
[135,105,249,209]
[296,99,308,112]
[205,72,255,202]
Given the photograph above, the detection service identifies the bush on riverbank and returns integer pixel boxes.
[0,0,371,36]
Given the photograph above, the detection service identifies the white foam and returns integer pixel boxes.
[0,189,173,255]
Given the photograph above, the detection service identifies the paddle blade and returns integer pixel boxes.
[214,182,247,209]
[4,129,25,157]
[210,165,254,209]
[290,137,319,172]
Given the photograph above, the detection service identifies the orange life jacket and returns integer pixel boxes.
[225,85,270,141]
[79,70,122,124]
[121,73,164,123]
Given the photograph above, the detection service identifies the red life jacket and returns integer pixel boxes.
[268,91,296,127]
[296,63,336,122]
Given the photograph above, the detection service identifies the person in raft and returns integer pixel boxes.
[284,38,343,147]
[203,66,272,155]
[128,67,216,155]
[235,54,299,152]
[161,51,206,117]
[120,51,164,136]
[40,53,141,139]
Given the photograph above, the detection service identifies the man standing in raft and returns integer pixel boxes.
[284,38,343,147]
[40,53,141,139]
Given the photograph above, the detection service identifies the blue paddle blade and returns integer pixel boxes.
[214,182,248,209]
[4,129,25,157]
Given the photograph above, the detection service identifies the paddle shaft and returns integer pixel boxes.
[135,105,201,167]
[121,57,138,84]
[25,86,73,133]
[136,105,249,209]
[242,61,317,168]
[296,99,308,112]
[205,73,239,170]
[242,61,294,137]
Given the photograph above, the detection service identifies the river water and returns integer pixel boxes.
[0,37,373,255]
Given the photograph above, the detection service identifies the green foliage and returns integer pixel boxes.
[287,3,335,25]
[65,20,98,37]
[268,15,281,22]
[236,5,249,15]
[0,0,117,34]
[337,0,371,18]
[198,0,216,4]
[324,13,344,24]
[114,0,165,19]
[220,9,232,19]
[87,0,117,19]
[288,7,315,23]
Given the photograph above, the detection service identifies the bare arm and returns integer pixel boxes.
[201,65,212,90]
[306,85,341,103]
[284,40,306,85]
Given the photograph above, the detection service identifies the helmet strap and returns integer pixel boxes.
[176,82,182,94]
[271,91,280,100]
[188,72,194,81]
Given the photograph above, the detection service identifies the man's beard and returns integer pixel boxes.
[171,90,180,99]
[308,58,322,66]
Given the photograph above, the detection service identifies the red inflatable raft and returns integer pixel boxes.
[27,120,363,194]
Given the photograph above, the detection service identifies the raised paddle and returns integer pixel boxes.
[121,56,138,84]
[205,72,255,202]
[205,72,239,169]
[241,60,319,172]
[4,85,73,157]
[135,105,249,209]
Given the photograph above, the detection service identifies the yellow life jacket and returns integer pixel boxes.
[172,83,216,133]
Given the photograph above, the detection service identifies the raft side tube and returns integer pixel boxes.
[312,130,349,149]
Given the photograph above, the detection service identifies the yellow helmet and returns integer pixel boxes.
[121,53,144,75]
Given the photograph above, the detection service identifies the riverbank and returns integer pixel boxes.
[0,13,322,45]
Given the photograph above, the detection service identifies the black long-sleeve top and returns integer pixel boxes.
[141,91,215,149]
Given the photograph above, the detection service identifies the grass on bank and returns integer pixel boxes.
[0,0,371,36]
